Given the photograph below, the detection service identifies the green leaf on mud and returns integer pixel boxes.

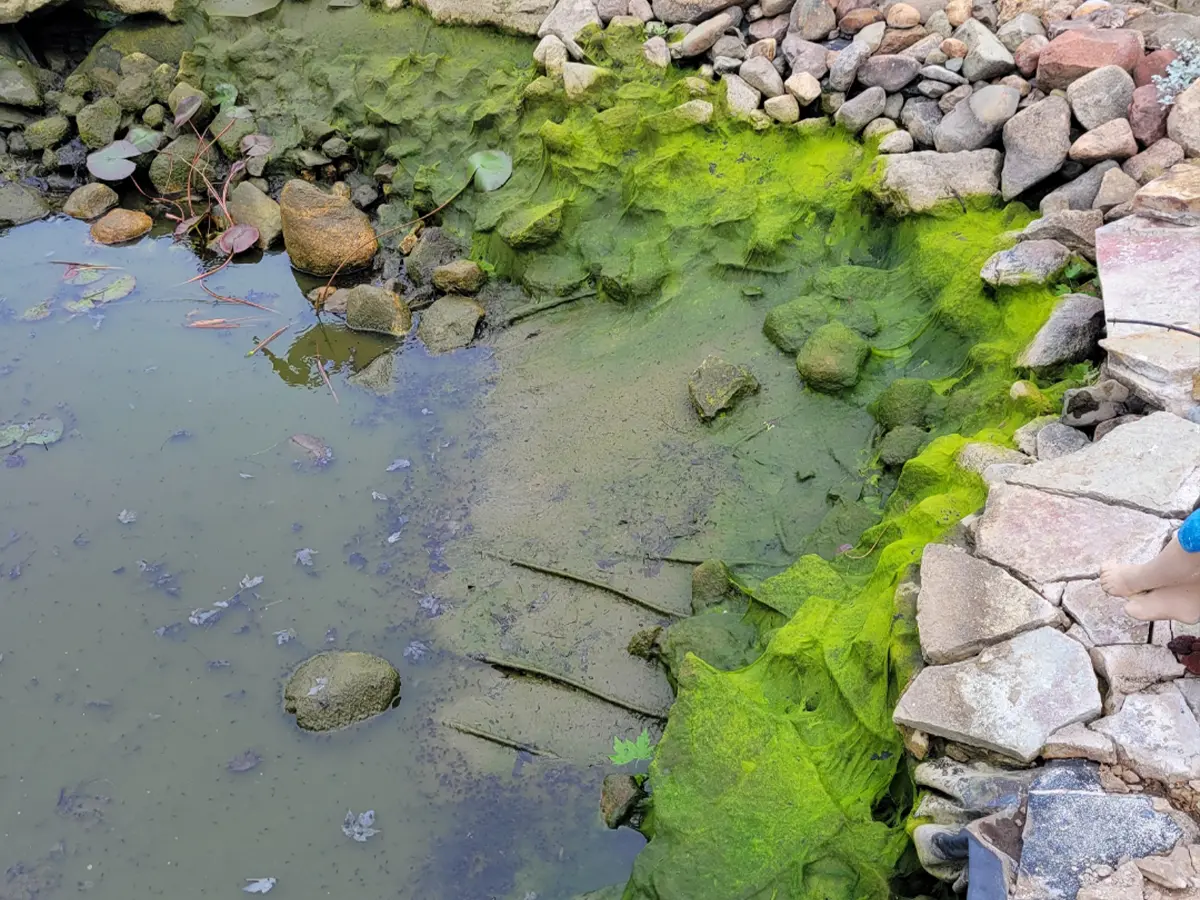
[609,729,654,765]
[468,149,512,193]
[21,300,51,321]
[22,416,63,446]
[212,82,238,110]
[81,274,137,306]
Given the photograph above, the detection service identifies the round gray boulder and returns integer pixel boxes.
[283,651,401,732]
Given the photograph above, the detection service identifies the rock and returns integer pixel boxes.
[1135,856,1191,891]
[893,627,1101,761]
[538,0,601,40]
[1093,413,1143,442]
[75,97,121,150]
[535,34,569,74]
[166,83,210,125]
[980,238,1072,285]
[1167,80,1200,156]
[858,54,922,90]
[874,148,1001,214]
[1123,138,1180,186]
[781,36,828,78]
[1103,329,1200,418]
[854,20,886,53]
[0,55,39,108]
[1066,65,1135,131]
[1092,684,1200,782]
[651,0,737,23]
[1133,163,1200,226]
[863,118,898,139]
[1091,645,1185,701]
[1069,119,1138,164]
[870,377,937,428]
[23,115,69,151]
[344,285,411,338]
[562,62,608,98]
[841,7,884,31]
[998,11,1045,50]
[498,200,565,249]
[956,441,1030,474]
[417,295,484,353]
[764,93,800,122]
[790,0,837,40]
[879,129,915,152]
[225,182,281,250]
[1036,421,1090,459]
[643,36,670,67]
[919,79,951,98]
[795,322,869,392]
[1060,379,1130,428]
[1015,292,1102,372]
[1016,761,1184,900]
[148,135,216,195]
[1012,412,1200,517]
[114,71,153,112]
[1130,84,1169,146]
[975,483,1175,584]
[887,2,921,26]
[690,559,738,613]
[89,208,152,245]
[688,355,760,420]
[1134,47,1177,88]
[917,544,1060,664]
[283,651,400,732]
[722,73,762,116]
[739,55,784,96]
[901,97,944,145]
[600,774,646,829]
[1036,28,1143,90]
[62,183,117,221]
[279,180,377,276]
[0,181,47,226]
[879,25,932,55]
[678,9,736,55]
[785,71,821,104]
[1042,722,1117,764]
[1093,167,1139,212]
[828,41,872,92]
[432,260,487,294]
[921,64,967,85]
[937,83,971,113]
[1014,33,1049,77]
[1016,208,1103,259]
[834,84,886,132]
[878,425,927,467]
[1041,160,1119,212]
[954,18,1015,81]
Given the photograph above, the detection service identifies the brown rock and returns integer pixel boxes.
[417,295,485,353]
[1133,164,1200,226]
[1123,138,1184,184]
[431,259,487,294]
[942,37,968,57]
[1130,83,1169,146]
[1036,28,1144,90]
[1014,34,1049,77]
[877,24,928,53]
[1041,0,1077,27]
[946,0,970,26]
[600,774,646,830]
[1069,118,1139,163]
[63,183,118,221]
[1071,0,1108,18]
[997,0,1055,24]
[886,2,921,26]
[836,0,873,20]
[344,285,411,337]
[840,7,883,31]
[90,208,152,245]
[1134,47,1177,88]
[279,180,378,276]
[1167,81,1200,157]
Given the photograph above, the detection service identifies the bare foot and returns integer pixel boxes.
[1100,562,1147,598]
[1124,582,1200,624]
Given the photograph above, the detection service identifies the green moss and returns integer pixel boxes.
[499,200,566,249]
[879,425,929,468]
[870,378,937,429]
[796,322,870,393]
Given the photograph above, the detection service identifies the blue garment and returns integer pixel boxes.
[1180,509,1200,553]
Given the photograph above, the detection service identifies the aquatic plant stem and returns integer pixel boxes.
[484,551,683,619]
[314,349,339,404]
[247,324,290,357]
[201,281,279,314]
[442,721,558,758]
[471,653,668,721]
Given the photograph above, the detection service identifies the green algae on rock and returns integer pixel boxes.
[796,322,870,393]
[283,650,400,732]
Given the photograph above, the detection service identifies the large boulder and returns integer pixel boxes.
[280,180,378,275]
[0,181,48,226]
[90,208,152,244]
[283,651,401,732]
[76,97,122,149]
[873,149,1002,214]
[0,54,40,106]
[934,84,1019,151]
[412,0,556,33]
[1036,28,1143,91]
[417,295,485,353]
[0,0,54,23]
[1041,159,1118,212]
[1167,80,1200,157]
[796,322,869,392]
[1132,163,1200,226]
[1016,292,1104,371]
[857,54,923,91]
[954,18,1015,81]
[538,0,601,41]
[63,183,118,221]
[1123,139,1183,185]
[834,85,886,133]
[148,134,216,195]
[1001,95,1071,200]
[1068,119,1138,164]
[980,239,1072,286]
[790,0,836,40]
[1066,65,1135,131]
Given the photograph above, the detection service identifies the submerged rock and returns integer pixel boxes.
[0,182,48,227]
[687,355,760,420]
[283,650,400,732]
[226,182,281,250]
[417,295,485,353]
[90,208,152,245]
[870,377,939,429]
[498,199,565,249]
[280,180,378,275]
[795,322,869,392]
[762,295,828,354]
[63,183,118,221]
[345,285,411,337]
[601,774,648,829]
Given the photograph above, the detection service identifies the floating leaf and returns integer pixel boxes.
[20,300,51,321]
[217,223,259,256]
[342,809,379,842]
[125,126,164,153]
[294,548,317,567]
[468,149,512,193]
[188,608,222,626]
[608,728,655,765]
[0,423,26,448]
[386,458,410,472]
[212,82,238,110]
[117,509,137,524]
[173,94,203,127]
[62,265,107,285]
[241,133,273,158]
[22,416,63,446]
[65,298,95,314]
[87,140,141,181]
[226,749,261,772]
[243,878,276,894]
[81,273,137,306]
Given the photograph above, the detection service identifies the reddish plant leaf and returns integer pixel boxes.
[174,94,203,128]
[175,215,204,237]
[217,224,260,256]
[227,159,246,180]
[240,134,273,158]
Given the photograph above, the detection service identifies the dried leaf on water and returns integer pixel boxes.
[274,628,296,645]
[371,491,388,501]
[226,749,261,772]
[21,300,51,321]
[386,458,410,472]
[188,608,221,626]
[291,434,332,463]
[243,878,276,894]
[294,548,317,567]
[239,574,264,590]
[342,809,378,842]
[117,509,137,524]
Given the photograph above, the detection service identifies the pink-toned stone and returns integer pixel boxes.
[946,0,970,25]
[840,7,883,31]
[877,24,929,54]
[1130,83,1169,146]
[975,483,1175,584]
[1014,34,1049,78]
[1134,47,1177,88]
[941,37,968,57]
[749,13,790,41]
[1096,214,1200,341]
[1069,118,1138,162]
[1041,0,1078,27]
[1123,138,1185,184]
[886,1,921,26]
[1036,28,1144,90]
[836,0,873,19]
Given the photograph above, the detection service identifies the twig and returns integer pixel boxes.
[484,551,683,619]
[442,721,558,758]
[503,290,597,326]
[1107,317,1200,339]
[247,324,290,357]
[314,351,339,404]
[471,653,668,721]
[201,282,279,314]
[48,261,118,269]
[183,252,233,285]
[645,554,778,567]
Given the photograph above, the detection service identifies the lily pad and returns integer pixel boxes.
[65,298,96,314]
[81,273,136,305]
[204,0,282,16]
[126,126,165,154]
[22,416,63,446]
[468,150,512,193]
[62,265,107,286]
[20,300,51,321]
[0,423,27,448]
[86,140,141,181]
[217,224,259,256]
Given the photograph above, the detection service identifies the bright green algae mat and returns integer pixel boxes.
[182,11,1088,897]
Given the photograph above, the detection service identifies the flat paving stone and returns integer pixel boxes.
[894,627,1101,762]
[1096,216,1200,341]
[1091,683,1200,783]
[917,544,1061,664]
[975,484,1175,584]
[1062,580,1151,645]
[1007,412,1200,518]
